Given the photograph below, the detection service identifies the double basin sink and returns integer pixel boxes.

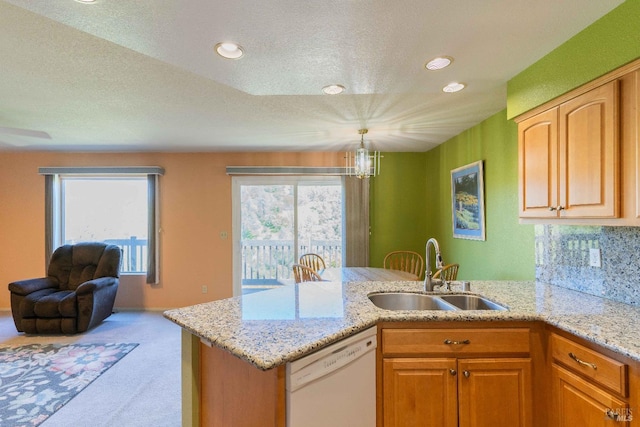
[368,292,507,311]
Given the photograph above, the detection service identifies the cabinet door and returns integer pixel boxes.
[551,364,630,426]
[457,358,533,427]
[518,108,559,218]
[383,358,458,427]
[558,80,620,218]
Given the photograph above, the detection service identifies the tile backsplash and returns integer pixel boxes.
[535,224,640,306]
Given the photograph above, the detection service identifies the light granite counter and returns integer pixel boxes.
[163,279,640,370]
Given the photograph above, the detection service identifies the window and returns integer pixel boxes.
[40,167,163,283]
[61,177,148,272]
[232,176,344,295]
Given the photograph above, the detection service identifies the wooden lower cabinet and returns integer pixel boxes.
[549,331,633,426]
[383,358,458,427]
[185,324,638,427]
[457,358,532,427]
[382,356,532,427]
[551,364,630,426]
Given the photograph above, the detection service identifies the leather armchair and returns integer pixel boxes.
[8,242,122,334]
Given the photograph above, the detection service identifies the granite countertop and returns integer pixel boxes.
[163,278,640,370]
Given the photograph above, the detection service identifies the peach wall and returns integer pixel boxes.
[0,151,344,310]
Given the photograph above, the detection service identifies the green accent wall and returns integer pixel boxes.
[507,0,640,118]
[370,111,535,280]
[369,152,428,267]
[423,110,535,280]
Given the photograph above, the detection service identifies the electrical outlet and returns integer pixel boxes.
[219,231,228,240]
[589,248,601,268]
[201,285,208,294]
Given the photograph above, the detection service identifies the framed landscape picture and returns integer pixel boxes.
[450,160,485,241]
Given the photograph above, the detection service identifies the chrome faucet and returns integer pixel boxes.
[424,238,445,291]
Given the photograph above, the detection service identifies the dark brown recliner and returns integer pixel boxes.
[8,242,121,334]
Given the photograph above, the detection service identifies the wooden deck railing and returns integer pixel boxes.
[96,238,342,282]
[104,237,147,273]
[241,239,342,283]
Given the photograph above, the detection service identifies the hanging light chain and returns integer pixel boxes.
[359,128,368,148]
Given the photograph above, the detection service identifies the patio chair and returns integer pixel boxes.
[292,264,323,283]
[299,253,326,274]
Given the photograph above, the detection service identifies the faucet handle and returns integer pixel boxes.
[430,278,446,290]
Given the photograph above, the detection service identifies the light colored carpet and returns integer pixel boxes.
[0,310,181,427]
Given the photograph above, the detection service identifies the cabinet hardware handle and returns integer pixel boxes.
[449,369,457,376]
[444,339,470,345]
[463,370,470,378]
[568,352,597,370]
[605,409,621,421]
[548,206,557,211]
[557,206,565,211]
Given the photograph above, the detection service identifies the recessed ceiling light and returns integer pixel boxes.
[443,82,466,93]
[75,0,97,3]
[322,84,345,95]
[215,42,244,59]
[425,56,453,71]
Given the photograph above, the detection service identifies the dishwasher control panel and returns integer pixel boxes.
[286,326,377,392]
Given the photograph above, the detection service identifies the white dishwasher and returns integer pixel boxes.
[286,326,377,427]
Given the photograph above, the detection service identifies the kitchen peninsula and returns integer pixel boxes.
[164,273,640,426]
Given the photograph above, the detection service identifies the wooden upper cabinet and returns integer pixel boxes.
[517,80,620,220]
[558,81,619,218]
[519,108,559,218]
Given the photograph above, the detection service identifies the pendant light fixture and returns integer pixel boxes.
[346,129,381,179]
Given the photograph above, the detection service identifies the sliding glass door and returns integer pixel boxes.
[232,176,343,295]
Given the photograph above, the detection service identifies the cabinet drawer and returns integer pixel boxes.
[382,328,530,356]
[550,333,628,396]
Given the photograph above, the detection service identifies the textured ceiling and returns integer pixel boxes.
[0,0,625,152]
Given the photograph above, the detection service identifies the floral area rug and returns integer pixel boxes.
[0,342,138,426]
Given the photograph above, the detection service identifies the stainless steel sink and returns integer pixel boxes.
[368,292,507,311]
[439,294,507,311]
[368,292,457,311]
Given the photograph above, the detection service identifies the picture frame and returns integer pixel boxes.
[451,160,485,241]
